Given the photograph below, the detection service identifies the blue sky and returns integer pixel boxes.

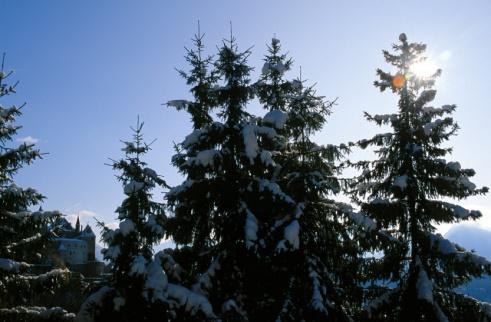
[1,0,490,240]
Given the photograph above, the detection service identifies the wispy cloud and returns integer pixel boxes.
[106,221,119,230]
[16,136,39,145]
[65,209,97,227]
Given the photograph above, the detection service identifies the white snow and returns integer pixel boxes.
[167,283,216,318]
[168,179,195,197]
[193,257,221,294]
[121,142,145,154]
[102,228,116,243]
[393,175,408,190]
[244,208,259,249]
[295,203,305,219]
[143,256,168,303]
[481,302,491,318]
[423,119,443,135]
[119,219,136,236]
[415,257,433,303]
[457,175,476,191]
[310,270,329,314]
[262,62,287,75]
[438,202,481,219]
[428,233,458,255]
[167,100,191,109]
[406,143,422,154]
[260,150,275,167]
[113,296,125,311]
[358,132,393,147]
[1,306,75,320]
[446,162,461,172]
[242,124,259,163]
[428,233,491,267]
[103,245,121,260]
[263,110,288,129]
[290,79,302,90]
[371,198,390,205]
[155,251,182,281]
[364,288,399,317]
[434,303,449,322]
[256,125,278,139]
[0,258,29,273]
[188,149,219,167]
[146,215,164,237]
[372,113,397,123]
[222,299,239,313]
[77,286,114,322]
[130,255,147,276]
[440,175,477,191]
[422,105,454,116]
[182,129,202,148]
[258,179,294,204]
[144,167,158,180]
[284,220,300,249]
[124,180,144,195]
[348,212,377,232]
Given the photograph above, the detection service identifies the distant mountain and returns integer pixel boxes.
[445,225,491,303]
[95,243,105,262]
[445,224,491,260]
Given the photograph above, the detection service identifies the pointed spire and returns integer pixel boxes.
[75,215,80,232]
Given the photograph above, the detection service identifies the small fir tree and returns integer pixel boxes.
[0,55,73,322]
[77,120,214,322]
[351,34,491,322]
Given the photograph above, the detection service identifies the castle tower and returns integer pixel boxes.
[79,224,96,261]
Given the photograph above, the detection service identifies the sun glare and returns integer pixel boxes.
[410,59,438,78]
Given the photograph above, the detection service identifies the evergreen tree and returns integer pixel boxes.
[77,120,214,322]
[0,55,74,321]
[351,34,491,321]
[256,38,360,321]
[167,33,300,321]
[167,33,367,321]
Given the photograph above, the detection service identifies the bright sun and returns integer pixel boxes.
[410,59,438,78]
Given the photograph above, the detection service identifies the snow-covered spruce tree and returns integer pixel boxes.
[0,55,74,322]
[254,38,361,321]
[351,34,491,321]
[77,120,214,322]
[167,34,309,321]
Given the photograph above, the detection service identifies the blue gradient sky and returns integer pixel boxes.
[2,1,490,239]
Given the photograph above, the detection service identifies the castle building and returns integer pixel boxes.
[45,216,104,277]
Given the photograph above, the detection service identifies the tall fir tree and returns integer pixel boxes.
[351,34,491,321]
[0,55,74,321]
[256,38,361,321]
[166,33,304,321]
[77,120,214,322]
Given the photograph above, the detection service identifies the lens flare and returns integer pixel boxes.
[392,74,406,89]
[410,60,438,78]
